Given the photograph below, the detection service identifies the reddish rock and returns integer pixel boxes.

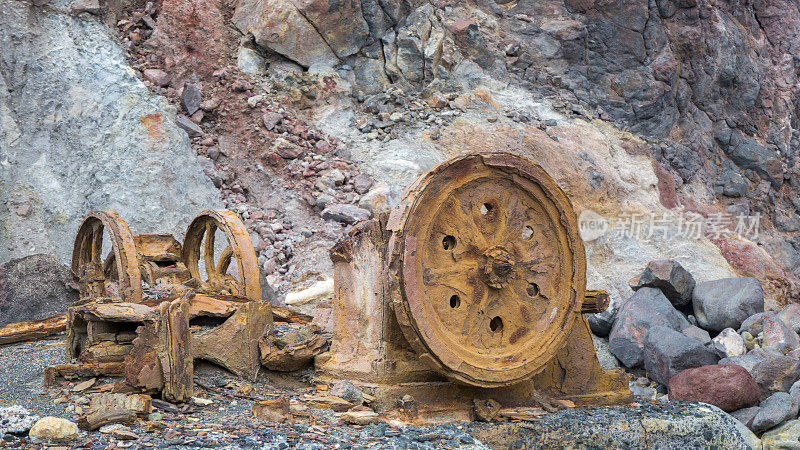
[143,69,170,87]
[669,365,761,412]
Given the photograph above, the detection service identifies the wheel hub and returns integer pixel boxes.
[482,246,515,289]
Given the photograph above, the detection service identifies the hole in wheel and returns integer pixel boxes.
[442,235,456,250]
[521,226,534,240]
[450,295,461,308]
[526,282,539,297]
[480,203,493,215]
[489,316,503,332]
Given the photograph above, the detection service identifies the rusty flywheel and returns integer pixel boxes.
[388,152,587,387]
[72,210,143,302]
[182,209,262,302]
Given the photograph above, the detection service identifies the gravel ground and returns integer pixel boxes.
[0,337,754,449]
[0,337,489,449]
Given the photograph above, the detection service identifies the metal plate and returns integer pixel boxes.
[389,153,586,387]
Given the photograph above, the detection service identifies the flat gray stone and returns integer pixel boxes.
[469,401,760,449]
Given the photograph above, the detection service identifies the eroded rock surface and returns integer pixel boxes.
[0,0,221,264]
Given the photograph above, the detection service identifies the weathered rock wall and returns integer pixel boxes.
[0,0,221,264]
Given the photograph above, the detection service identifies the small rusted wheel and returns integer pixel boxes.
[71,211,142,302]
[182,209,262,302]
[389,152,586,387]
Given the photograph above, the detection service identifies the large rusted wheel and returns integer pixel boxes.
[388,152,587,387]
[71,211,142,302]
[182,209,262,302]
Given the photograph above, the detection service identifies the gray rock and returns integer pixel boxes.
[0,254,78,325]
[357,182,390,215]
[629,260,696,306]
[711,328,747,358]
[588,301,618,338]
[0,405,40,434]
[608,288,691,368]
[739,311,778,335]
[321,204,371,225]
[469,401,759,449]
[643,326,719,385]
[236,46,266,76]
[778,304,800,334]
[682,325,711,345]
[329,380,364,405]
[591,334,620,370]
[731,406,760,430]
[721,170,748,197]
[176,114,203,137]
[761,419,800,449]
[0,0,221,265]
[70,0,101,14]
[352,173,374,195]
[752,392,799,433]
[693,278,764,333]
[181,83,202,116]
[791,379,800,406]
[721,349,800,398]
[762,315,799,353]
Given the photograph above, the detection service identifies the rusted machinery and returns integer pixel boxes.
[46,210,272,403]
[317,152,631,418]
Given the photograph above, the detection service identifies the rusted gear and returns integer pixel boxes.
[71,211,142,302]
[388,152,586,388]
[182,209,262,302]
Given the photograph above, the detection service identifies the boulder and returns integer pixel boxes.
[762,315,800,353]
[752,392,799,433]
[232,0,339,68]
[0,255,78,325]
[692,277,764,333]
[643,326,719,385]
[358,182,391,215]
[668,365,760,412]
[761,419,800,448]
[588,310,615,338]
[608,288,691,368]
[29,417,79,443]
[289,0,370,58]
[682,326,711,345]
[739,311,778,335]
[721,349,800,398]
[778,304,800,333]
[0,0,221,265]
[0,405,40,435]
[629,260,696,306]
[711,328,747,359]
[469,402,760,449]
[730,406,760,429]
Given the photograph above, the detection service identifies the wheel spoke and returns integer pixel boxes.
[422,264,479,289]
[203,222,217,281]
[440,195,488,251]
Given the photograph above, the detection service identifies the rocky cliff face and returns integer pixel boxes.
[0,0,221,264]
[0,0,797,310]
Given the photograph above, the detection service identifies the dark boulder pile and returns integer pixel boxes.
[597,259,800,436]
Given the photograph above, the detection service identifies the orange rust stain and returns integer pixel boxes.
[140,113,165,141]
